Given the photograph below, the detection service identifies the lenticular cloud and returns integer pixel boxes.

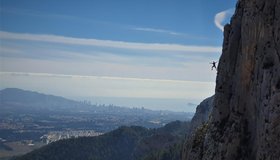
[214,8,235,32]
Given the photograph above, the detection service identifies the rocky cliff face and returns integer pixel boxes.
[189,96,214,134]
[183,0,280,159]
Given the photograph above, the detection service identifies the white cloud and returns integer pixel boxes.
[0,56,217,82]
[214,8,235,32]
[0,46,21,54]
[0,71,215,111]
[0,71,215,100]
[0,31,221,53]
[0,71,212,84]
[132,27,185,36]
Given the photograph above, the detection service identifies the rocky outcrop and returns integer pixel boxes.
[182,96,213,160]
[183,96,214,159]
[189,96,214,134]
[183,0,280,159]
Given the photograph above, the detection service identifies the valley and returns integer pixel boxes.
[0,88,192,159]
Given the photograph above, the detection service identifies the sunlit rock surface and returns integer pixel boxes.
[183,0,280,159]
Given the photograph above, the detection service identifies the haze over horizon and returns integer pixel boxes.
[0,0,237,112]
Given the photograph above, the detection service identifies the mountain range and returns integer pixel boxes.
[0,88,196,160]
[8,93,213,160]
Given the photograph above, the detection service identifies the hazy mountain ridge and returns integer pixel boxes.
[10,94,214,160]
[0,88,193,159]
[0,88,84,113]
[0,88,192,130]
[0,88,193,116]
[1,88,75,105]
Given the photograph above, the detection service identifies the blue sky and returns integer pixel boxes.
[0,0,237,112]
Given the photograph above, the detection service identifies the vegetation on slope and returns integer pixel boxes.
[14,121,190,160]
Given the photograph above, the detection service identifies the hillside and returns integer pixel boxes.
[183,0,280,159]
[13,121,190,160]
[10,94,214,160]
[0,88,192,159]
[1,88,76,105]
[0,88,191,132]
[0,88,81,112]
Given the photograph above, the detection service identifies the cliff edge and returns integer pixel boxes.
[183,0,280,159]
[189,96,214,134]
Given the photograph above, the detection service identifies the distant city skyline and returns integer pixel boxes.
[0,0,237,112]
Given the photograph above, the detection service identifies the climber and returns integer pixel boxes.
[210,61,217,70]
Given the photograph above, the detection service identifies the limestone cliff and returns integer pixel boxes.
[189,96,214,134]
[183,0,280,159]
